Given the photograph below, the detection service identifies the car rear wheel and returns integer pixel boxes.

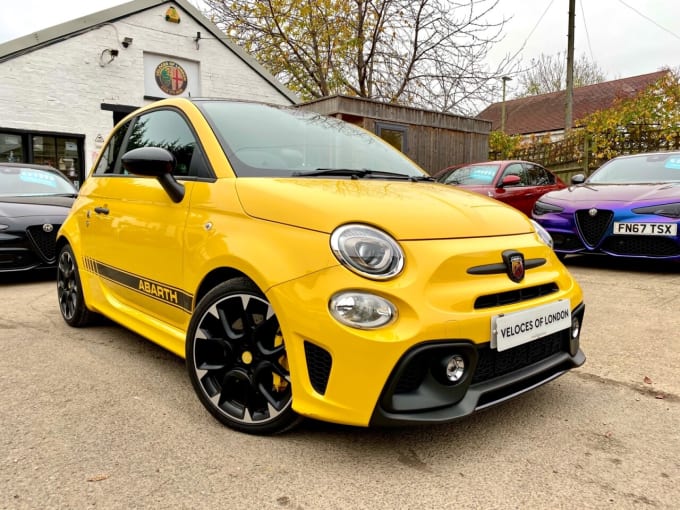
[57,244,93,327]
[186,278,301,435]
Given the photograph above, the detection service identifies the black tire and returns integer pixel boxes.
[186,278,302,435]
[56,244,93,327]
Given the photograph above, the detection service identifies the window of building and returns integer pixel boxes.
[0,132,24,163]
[376,122,408,152]
[33,135,82,183]
[0,129,84,187]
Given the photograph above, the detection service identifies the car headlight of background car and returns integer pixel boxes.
[330,224,404,279]
[632,202,680,218]
[530,219,554,248]
[533,200,564,216]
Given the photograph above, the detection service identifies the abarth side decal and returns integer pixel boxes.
[82,256,193,312]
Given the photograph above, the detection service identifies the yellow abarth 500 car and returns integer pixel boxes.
[56,98,585,435]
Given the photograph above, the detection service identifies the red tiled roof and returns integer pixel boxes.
[476,70,669,135]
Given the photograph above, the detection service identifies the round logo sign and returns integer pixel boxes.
[154,61,188,95]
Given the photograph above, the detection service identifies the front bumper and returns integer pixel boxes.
[0,224,61,272]
[536,210,680,260]
[267,234,585,427]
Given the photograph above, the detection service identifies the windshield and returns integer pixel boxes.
[588,153,680,184]
[440,164,499,185]
[197,101,425,178]
[0,166,77,196]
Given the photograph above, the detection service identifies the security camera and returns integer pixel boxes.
[110,49,119,57]
[122,37,133,48]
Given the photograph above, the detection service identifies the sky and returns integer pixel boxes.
[1,0,678,88]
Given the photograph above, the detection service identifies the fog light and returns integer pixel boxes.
[329,292,396,329]
[569,317,581,356]
[444,355,465,383]
[571,317,580,339]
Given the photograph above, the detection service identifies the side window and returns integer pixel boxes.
[502,163,526,186]
[94,120,132,175]
[535,165,555,185]
[122,109,211,178]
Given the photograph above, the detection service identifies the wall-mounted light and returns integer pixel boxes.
[165,6,180,23]
[122,37,133,48]
[99,48,119,67]
[194,31,201,50]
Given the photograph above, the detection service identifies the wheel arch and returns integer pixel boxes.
[193,267,256,310]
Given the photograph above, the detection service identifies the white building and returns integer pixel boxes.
[0,0,298,186]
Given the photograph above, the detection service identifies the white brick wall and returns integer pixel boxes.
[0,4,294,171]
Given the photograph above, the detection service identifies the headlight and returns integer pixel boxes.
[533,200,564,216]
[0,224,9,231]
[632,202,680,218]
[530,219,554,248]
[330,224,404,280]
[329,292,396,329]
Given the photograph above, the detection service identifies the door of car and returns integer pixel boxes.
[84,107,212,331]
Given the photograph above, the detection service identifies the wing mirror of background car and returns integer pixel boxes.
[571,174,586,185]
[121,147,185,203]
[499,174,521,188]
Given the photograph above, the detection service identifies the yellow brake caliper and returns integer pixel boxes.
[272,329,289,392]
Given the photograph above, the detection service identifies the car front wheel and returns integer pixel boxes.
[186,278,301,435]
[56,244,93,327]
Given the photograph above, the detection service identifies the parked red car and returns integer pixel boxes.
[435,160,566,216]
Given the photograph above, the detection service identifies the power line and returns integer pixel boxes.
[578,0,595,63]
[616,0,680,41]
[511,0,557,59]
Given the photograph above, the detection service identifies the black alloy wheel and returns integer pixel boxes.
[56,244,93,327]
[186,278,301,435]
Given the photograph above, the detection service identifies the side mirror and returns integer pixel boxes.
[499,174,521,188]
[121,147,185,203]
[571,174,586,185]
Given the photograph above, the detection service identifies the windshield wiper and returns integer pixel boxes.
[292,168,433,181]
[291,168,369,179]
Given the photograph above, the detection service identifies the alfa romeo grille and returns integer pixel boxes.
[575,209,613,246]
[25,225,60,263]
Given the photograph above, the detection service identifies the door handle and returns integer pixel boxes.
[94,206,109,215]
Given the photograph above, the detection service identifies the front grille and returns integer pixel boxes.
[601,235,680,257]
[575,209,613,246]
[25,225,60,263]
[475,283,559,309]
[472,331,565,384]
[304,341,332,395]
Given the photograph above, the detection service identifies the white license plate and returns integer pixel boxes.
[613,222,677,236]
[492,299,571,352]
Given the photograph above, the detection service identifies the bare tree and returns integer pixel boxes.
[516,52,606,97]
[202,0,516,115]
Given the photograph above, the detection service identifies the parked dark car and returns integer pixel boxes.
[436,160,566,216]
[0,163,77,273]
[532,151,680,261]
